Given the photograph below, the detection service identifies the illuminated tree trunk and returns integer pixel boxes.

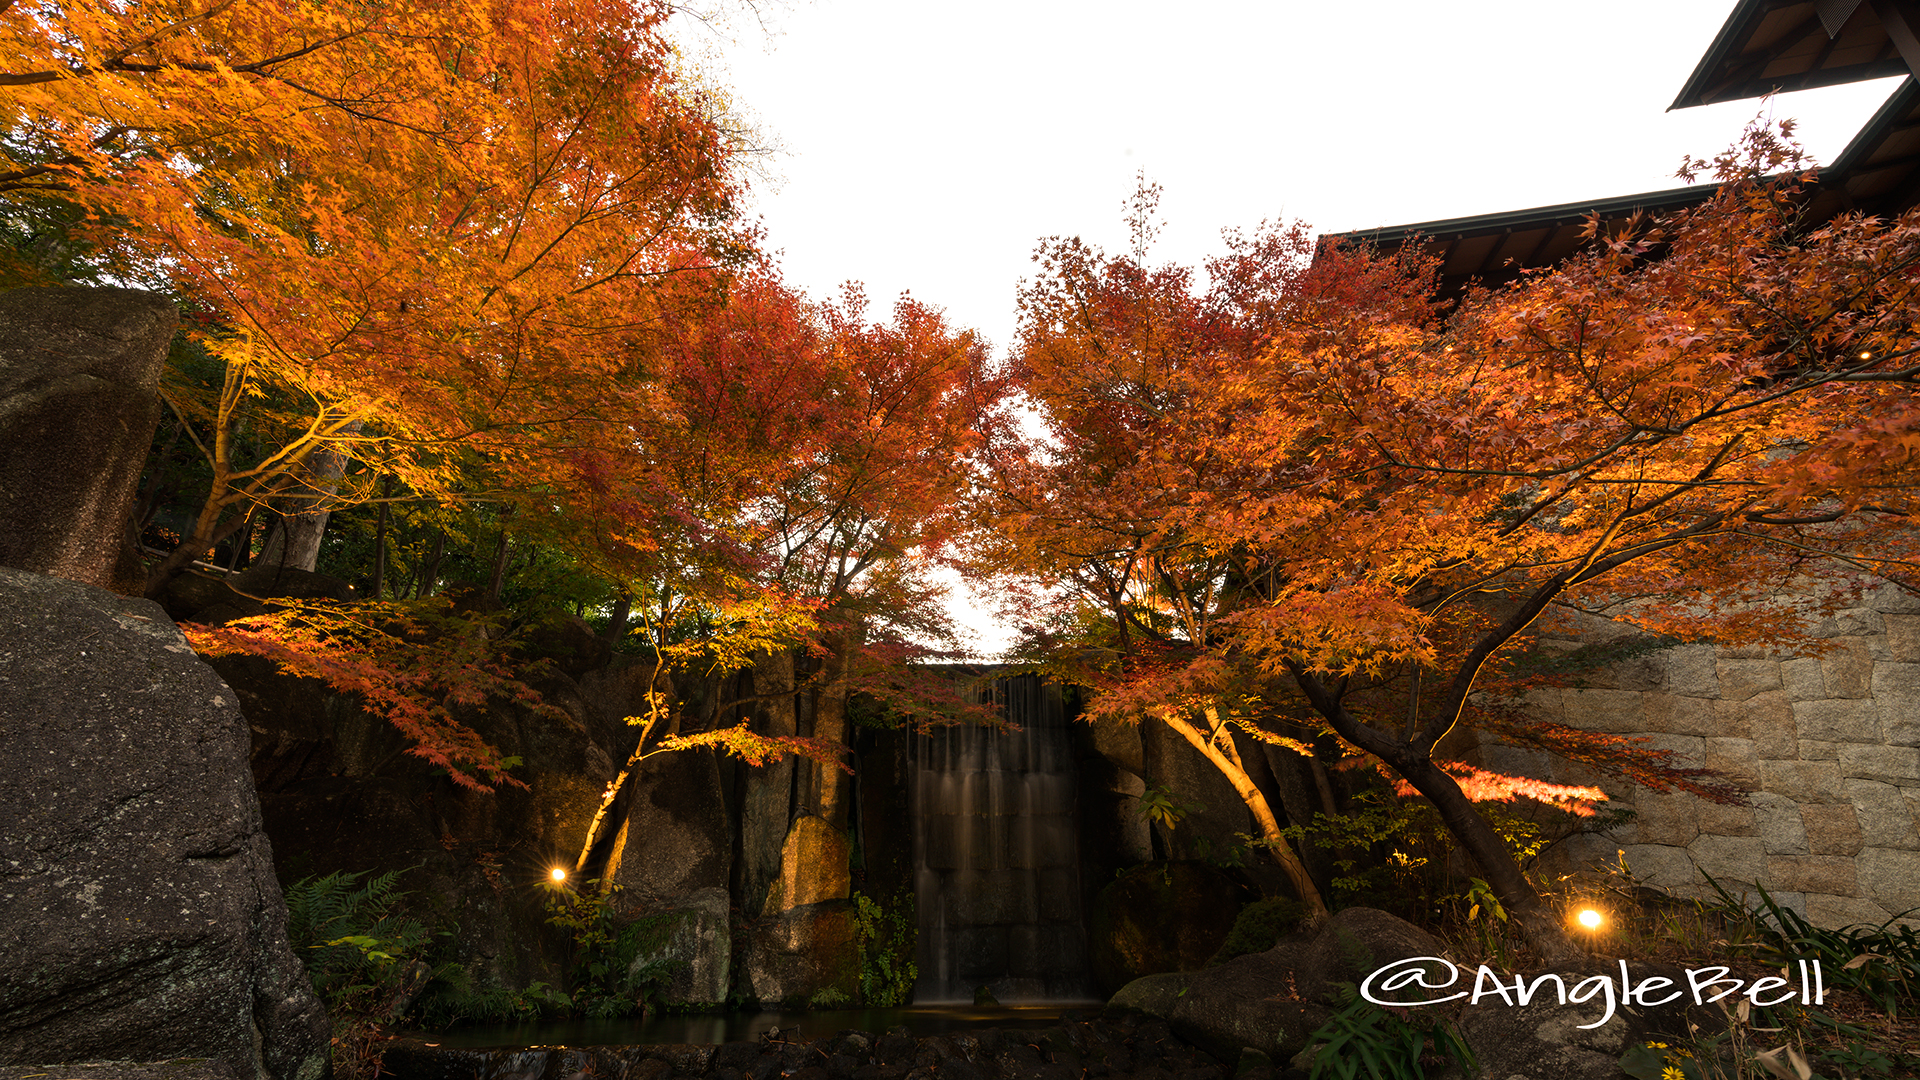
[257,425,360,573]
[1157,704,1328,916]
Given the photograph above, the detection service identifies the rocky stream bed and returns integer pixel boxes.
[379,1009,1293,1080]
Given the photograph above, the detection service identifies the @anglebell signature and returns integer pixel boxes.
[1359,956,1827,1030]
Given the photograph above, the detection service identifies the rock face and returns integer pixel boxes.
[1087,861,1250,996]
[625,886,732,1007]
[0,567,330,1080]
[734,900,860,1007]
[231,639,622,1004]
[0,286,176,592]
[768,814,850,913]
[608,747,733,909]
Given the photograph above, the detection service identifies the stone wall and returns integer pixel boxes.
[1481,583,1920,928]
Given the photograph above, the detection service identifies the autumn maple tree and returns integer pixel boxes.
[970,180,1340,915]
[0,0,753,592]
[574,269,1004,834]
[979,141,1920,961]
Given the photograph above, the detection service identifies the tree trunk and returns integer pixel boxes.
[255,426,358,572]
[371,498,388,599]
[573,658,670,875]
[1159,706,1328,915]
[1260,740,1336,901]
[1288,665,1581,963]
[602,590,632,642]
[143,488,256,597]
[257,510,328,572]
[225,509,254,572]
[1392,752,1582,964]
[416,528,446,598]
[484,520,510,602]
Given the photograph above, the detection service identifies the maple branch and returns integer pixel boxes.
[100,0,243,71]
[1742,507,1849,525]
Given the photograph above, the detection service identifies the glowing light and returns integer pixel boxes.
[1576,908,1604,930]
[1860,351,1873,360]
[550,867,568,883]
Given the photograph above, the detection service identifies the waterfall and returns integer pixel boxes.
[911,673,1090,1002]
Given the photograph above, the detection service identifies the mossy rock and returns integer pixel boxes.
[1209,896,1310,966]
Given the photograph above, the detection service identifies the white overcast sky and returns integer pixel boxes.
[688,0,1905,354]
[677,0,1909,655]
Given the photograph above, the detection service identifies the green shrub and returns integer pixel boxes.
[285,869,436,1079]
[543,879,684,1018]
[285,869,431,1020]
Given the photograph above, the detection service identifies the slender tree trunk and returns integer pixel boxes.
[416,528,446,598]
[1159,705,1328,915]
[572,657,670,875]
[1393,752,1582,964]
[225,509,254,572]
[256,424,360,572]
[143,488,257,597]
[371,498,388,599]
[602,589,632,642]
[484,513,512,603]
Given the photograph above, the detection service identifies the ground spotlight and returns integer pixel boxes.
[1576,907,1604,930]
[550,866,568,883]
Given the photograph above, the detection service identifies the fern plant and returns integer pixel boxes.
[285,868,432,1016]
[1304,983,1479,1080]
[284,869,436,1080]
[853,891,917,1006]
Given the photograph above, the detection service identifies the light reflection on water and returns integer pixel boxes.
[411,1002,1106,1050]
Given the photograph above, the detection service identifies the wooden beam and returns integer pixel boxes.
[1870,0,1920,75]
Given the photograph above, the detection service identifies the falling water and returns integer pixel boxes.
[911,674,1089,1002]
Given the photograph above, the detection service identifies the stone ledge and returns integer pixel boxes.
[0,1061,236,1080]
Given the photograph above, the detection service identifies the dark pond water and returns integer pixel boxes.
[409,1002,1107,1050]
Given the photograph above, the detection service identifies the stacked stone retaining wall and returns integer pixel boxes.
[1477,583,1920,928]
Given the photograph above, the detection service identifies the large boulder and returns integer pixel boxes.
[733,899,860,1007]
[0,286,176,592]
[0,567,330,1080]
[1453,959,1720,1080]
[1110,906,1446,1062]
[1088,861,1250,995]
[157,565,359,625]
[608,742,733,909]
